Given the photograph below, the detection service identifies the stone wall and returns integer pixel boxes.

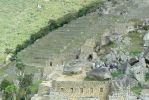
[108,92,125,100]
[52,81,110,100]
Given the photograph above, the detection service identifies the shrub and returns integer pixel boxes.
[145,72,149,81]
[0,79,12,91]
[131,85,142,95]
[84,76,98,81]
[111,69,124,77]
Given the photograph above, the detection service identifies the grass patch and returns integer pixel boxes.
[128,31,143,56]
[131,85,142,95]
[111,70,124,78]
[129,48,142,56]
[84,76,98,81]
[29,80,42,94]
[102,41,116,49]
[145,72,149,81]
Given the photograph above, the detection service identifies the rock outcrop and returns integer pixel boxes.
[87,67,112,80]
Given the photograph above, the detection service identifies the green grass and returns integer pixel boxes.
[128,31,143,56]
[0,0,102,63]
[111,70,124,78]
[145,72,149,81]
[131,85,142,95]
[84,76,98,81]
[29,80,42,94]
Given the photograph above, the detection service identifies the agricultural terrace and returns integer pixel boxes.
[0,0,102,63]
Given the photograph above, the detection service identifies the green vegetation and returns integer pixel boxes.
[102,41,116,49]
[129,49,142,56]
[0,0,103,63]
[0,60,40,99]
[131,85,142,95]
[128,31,143,56]
[145,72,149,81]
[0,79,17,100]
[142,25,149,31]
[29,80,42,94]
[84,76,98,81]
[0,78,40,100]
[0,79,12,91]
[111,70,124,77]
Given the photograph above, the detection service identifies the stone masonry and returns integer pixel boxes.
[52,80,110,100]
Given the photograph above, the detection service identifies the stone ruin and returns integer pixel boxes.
[143,32,149,47]
[52,80,111,100]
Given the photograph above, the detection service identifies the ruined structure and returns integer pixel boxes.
[79,38,97,61]
[52,80,110,100]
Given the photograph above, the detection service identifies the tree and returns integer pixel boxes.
[0,79,11,91]
[4,48,13,54]
[19,74,33,89]
[5,85,17,100]
[15,60,25,77]
[0,79,17,100]
[18,74,33,100]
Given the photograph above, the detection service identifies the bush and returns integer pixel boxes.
[0,79,12,91]
[128,31,143,56]
[84,76,98,81]
[145,72,149,81]
[142,25,149,30]
[111,70,124,77]
[131,85,142,95]
[28,80,42,94]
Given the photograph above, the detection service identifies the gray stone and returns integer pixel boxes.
[63,60,83,74]
[143,32,149,47]
[31,95,49,100]
[140,89,149,100]
[87,67,112,80]
[142,82,149,89]
[130,58,147,82]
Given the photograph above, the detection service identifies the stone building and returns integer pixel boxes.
[31,80,135,100]
[100,30,111,47]
[79,38,97,61]
[52,80,111,100]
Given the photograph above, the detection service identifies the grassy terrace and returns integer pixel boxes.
[0,0,103,63]
[17,13,117,67]
[128,31,144,56]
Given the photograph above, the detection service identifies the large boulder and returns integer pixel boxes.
[144,50,149,63]
[87,67,112,80]
[63,60,83,74]
[142,82,149,89]
[115,75,138,87]
[130,58,147,82]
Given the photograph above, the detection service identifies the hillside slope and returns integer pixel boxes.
[0,0,102,63]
